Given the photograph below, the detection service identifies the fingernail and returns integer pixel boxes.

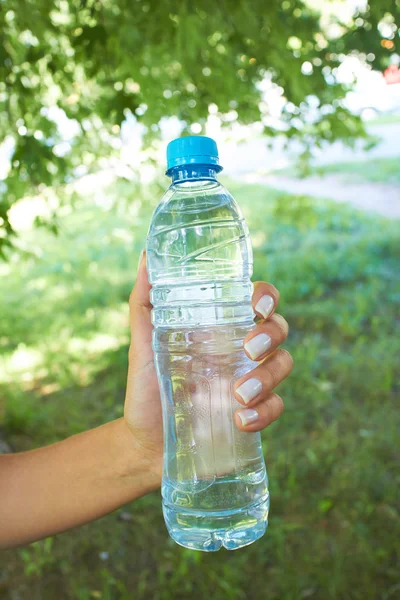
[255,295,274,319]
[236,378,262,404]
[237,408,259,426]
[245,333,272,360]
[137,249,145,273]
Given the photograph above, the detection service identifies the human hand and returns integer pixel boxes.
[124,252,293,479]
[233,282,293,430]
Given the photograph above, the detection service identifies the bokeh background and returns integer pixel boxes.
[1,1,399,599]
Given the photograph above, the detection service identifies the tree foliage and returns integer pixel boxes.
[0,0,399,254]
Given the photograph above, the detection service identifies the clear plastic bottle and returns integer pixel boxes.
[146,136,269,551]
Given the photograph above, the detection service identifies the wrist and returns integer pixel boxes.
[115,419,162,494]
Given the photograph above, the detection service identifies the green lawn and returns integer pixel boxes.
[368,114,400,126]
[274,156,400,184]
[309,157,400,184]
[0,180,399,600]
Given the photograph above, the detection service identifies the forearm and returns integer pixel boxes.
[0,419,161,549]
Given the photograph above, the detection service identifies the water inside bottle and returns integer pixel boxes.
[147,157,270,551]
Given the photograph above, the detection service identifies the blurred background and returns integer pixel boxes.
[0,0,399,598]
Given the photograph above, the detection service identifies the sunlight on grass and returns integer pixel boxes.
[67,333,125,355]
[310,156,400,184]
[272,156,400,184]
[1,346,43,380]
[0,329,126,384]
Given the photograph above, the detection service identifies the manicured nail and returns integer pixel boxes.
[236,378,262,404]
[255,295,274,319]
[237,408,259,426]
[244,333,272,360]
[137,249,145,272]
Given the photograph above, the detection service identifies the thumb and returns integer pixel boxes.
[128,250,153,372]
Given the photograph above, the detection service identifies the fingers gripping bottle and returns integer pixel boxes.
[146,136,269,551]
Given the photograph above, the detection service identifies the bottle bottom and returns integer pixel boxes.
[163,495,269,552]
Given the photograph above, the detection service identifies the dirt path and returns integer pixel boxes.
[236,173,400,219]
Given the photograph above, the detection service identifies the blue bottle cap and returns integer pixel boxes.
[166,136,223,176]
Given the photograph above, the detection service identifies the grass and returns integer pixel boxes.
[273,156,400,184]
[307,157,400,184]
[0,179,399,600]
[367,113,400,126]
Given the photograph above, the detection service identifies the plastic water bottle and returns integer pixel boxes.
[146,136,269,551]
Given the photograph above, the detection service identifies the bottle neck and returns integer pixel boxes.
[169,165,219,184]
